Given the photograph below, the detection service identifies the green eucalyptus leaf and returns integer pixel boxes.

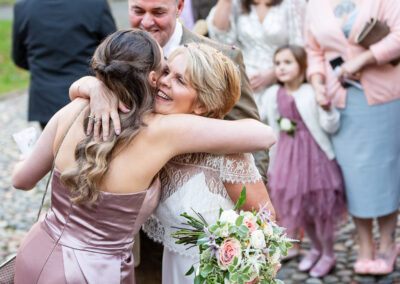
[185,265,195,276]
[209,224,219,233]
[242,266,251,274]
[219,208,223,218]
[200,264,213,278]
[229,226,238,234]
[234,187,247,211]
[230,273,239,282]
[235,215,244,226]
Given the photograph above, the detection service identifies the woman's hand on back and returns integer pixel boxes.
[69,76,130,140]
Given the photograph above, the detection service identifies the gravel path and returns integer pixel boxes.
[2,93,400,283]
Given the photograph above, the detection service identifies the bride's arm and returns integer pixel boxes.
[224,181,276,222]
[152,114,276,156]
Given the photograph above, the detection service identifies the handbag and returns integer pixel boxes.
[0,106,86,284]
[355,17,399,66]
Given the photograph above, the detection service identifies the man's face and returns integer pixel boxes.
[128,0,184,47]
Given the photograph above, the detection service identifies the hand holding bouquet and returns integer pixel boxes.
[171,188,294,284]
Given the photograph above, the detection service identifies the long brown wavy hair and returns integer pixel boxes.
[242,0,283,14]
[61,29,161,206]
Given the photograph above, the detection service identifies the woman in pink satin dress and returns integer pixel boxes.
[11,29,274,284]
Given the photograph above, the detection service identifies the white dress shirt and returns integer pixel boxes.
[163,20,183,58]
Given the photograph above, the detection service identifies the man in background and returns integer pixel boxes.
[12,0,116,129]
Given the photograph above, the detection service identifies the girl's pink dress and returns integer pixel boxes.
[14,168,161,284]
[270,87,345,239]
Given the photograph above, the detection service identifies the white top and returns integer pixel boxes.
[206,0,305,77]
[258,84,340,165]
[163,20,183,58]
[143,153,261,258]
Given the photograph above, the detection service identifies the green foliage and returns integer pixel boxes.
[0,20,29,96]
[0,0,17,4]
[170,186,295,284]
[233,187,246,210]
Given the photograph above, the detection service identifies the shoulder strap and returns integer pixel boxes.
[36,105,87,221]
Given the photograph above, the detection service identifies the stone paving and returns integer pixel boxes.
[1,93,400,284]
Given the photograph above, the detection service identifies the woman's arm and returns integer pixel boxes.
[153,114,276,156]
[206,0,238,45]
[212,0,233,30]
[12,99,88,190]
[12,113,59,190]
[224,180,276,222]
[337,50,377,79]
[69,76,129,139]
[367,0,400,65]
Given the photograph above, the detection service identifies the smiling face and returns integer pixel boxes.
[274,49,302,84]
[128,0,184,47]
[154,53,204,115]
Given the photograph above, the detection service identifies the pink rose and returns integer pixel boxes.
[243,214,258,235]
[218,238,242,270]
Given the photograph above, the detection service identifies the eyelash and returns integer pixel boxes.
[176,77,185,85]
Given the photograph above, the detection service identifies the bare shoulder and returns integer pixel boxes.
[53,99,88,147]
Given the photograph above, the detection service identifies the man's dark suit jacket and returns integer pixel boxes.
[12,0,116,124]
[191,0,217,22]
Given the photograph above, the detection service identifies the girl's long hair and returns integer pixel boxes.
[61,29,161,206]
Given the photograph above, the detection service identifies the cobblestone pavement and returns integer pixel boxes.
[1,93,400,283]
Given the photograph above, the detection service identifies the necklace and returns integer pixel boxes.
[333,0,356,17]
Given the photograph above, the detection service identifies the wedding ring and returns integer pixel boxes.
[88,115,94,119]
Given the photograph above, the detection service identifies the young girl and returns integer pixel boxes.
[258,45,345,278]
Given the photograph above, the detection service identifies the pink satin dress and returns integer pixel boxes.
[14,168,161,284]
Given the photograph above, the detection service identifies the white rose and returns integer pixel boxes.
[263,222,273,237]
[268,250,281,265]
[279,118,292,131]
[250,230,266,249]
[219,209,239,224]
[220,224,230,237]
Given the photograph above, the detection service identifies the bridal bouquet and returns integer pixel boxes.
[171,188,293,284]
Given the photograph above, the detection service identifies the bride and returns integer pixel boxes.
[71,43,276,283]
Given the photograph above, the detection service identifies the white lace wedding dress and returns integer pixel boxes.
[143,152,262,284]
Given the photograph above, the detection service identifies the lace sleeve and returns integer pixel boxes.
[206,0,241,45]
[142,215,165,244]
[220,153,262,184]
[286,0,306,46]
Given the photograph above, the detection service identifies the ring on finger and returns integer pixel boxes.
[93,118,100,123]
[88,115,94,119]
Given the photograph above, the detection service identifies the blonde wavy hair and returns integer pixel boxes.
[169,43,241,119]
[61,29,161,206]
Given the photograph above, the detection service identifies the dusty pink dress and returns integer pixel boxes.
[14,168,160,284]
[270,87,345,240]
